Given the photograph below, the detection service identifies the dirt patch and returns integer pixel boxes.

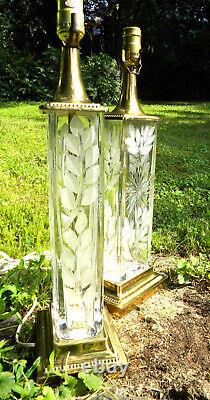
[108,283,210,400]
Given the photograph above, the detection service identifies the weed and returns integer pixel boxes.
[0,254,51,315]
[169,254,210,284]
[0,341,102,399]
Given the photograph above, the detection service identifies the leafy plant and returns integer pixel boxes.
[0,371,15,399]
[81,53,121,104]
[0,340,14,368]
[78,372,103,391]
[0,254,51,316]
[0,285,17,320]
[0,342,103,400]
[170,254,210,285]
[0,47,121,104]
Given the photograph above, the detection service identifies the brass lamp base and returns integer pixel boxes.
[104,268,164,317]
[36,307,127,382]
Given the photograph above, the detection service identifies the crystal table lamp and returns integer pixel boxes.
[104,27,164,315]
[37,0,126,378]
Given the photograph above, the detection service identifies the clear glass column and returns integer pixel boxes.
[104,118,157,284]
[47,111,104,344]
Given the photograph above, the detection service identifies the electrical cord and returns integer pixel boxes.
[15,298,38,348]
[1,251,51,348]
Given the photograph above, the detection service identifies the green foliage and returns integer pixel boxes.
[0,342,41,399]
[0,254,51,347]
[171,255,210,285]
[0,0,210,101]
[84,0,210,100]
[0,285,17,320]
[0,48,59,102]
[0,341,103,400]
[0,371,15,398]
[0,0,55,55]
[0,46,120,104]
[78,372,103,391]
[0,254,51,315]
[81,53,121,104]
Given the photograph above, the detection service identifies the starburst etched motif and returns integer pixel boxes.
[126,172,149,217]
[104,121,157,283]
[125,124,156,218]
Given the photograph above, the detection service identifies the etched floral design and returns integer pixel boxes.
[125,123,156,264]
[104,122,122,278]
[50,114,103,341]
[104,200,117,274]
[104,121,157,283]
[104,123,121,193]
[125,124,156,156]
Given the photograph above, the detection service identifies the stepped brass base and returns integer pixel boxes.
[104,267,164,317]
[36,307,127,382]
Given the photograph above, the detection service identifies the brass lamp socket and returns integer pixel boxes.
[57,0,85,46]
[106,26,159,120]
[122,26,142,68]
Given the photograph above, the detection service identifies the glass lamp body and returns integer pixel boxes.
[47,111,104,345]
[104,118,157,284]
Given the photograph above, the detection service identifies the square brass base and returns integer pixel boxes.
[36,307,127,382]
[104,267,164,317]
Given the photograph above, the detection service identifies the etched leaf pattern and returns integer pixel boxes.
[125,125,156,156]
[104,200,117,275]
[104,123,121,276]
[104,122,156,282]
[56,115,101,332]
[104,124,121,192]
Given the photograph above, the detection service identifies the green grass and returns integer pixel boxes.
[0,102,49,257]
[0,102,209,258]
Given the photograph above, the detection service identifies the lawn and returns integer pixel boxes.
[0,102,209,258]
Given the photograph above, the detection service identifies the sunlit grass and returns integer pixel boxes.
[0,101,209,257]
[143,102,209,256]
[0,102,49,257]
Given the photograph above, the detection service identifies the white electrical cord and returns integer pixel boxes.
[1,250,51,348]
[15,298,38,348]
